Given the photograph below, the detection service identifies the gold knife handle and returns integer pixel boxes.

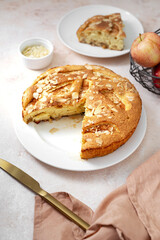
[0,158,90,231]
[38,189,90,231]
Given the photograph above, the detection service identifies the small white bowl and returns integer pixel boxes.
[19,38,54,70]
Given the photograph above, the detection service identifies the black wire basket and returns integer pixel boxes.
[129,29,160,95]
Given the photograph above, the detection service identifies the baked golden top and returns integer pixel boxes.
[22,65,142,159]
[77,13,125,37]
[76,13,126,50]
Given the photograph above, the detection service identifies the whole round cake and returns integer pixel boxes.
[22,64,142,159]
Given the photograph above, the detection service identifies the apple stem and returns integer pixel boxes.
[139,33,142,41]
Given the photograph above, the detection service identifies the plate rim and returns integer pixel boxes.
[14,103,147,172]
[57,4,144,58]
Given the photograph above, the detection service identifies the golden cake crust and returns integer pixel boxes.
[22,64,142,159]
[76,13,126,50]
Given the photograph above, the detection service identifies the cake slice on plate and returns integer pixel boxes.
[76,13,126,50]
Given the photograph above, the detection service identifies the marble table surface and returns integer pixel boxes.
[0,0,160,239]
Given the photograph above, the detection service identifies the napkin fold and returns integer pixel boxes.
[33,192,93,240]
[33,150,160,240]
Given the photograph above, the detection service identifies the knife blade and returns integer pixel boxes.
[0,158,90,231]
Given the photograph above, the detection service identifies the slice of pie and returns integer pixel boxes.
[76,13,126,50]
[22,65,142,159]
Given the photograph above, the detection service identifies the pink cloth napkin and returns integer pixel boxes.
[34,192,93,240]
[33,150,160,240]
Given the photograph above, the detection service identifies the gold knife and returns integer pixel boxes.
[0,158,90,231]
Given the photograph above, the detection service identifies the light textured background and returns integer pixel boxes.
[0,0,160,239]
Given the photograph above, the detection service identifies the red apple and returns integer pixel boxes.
[152,63,160,88]
[131,32,160,67]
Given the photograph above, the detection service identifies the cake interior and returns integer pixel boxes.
[77,13,126,50]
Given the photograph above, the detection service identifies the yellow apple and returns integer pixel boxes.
[131,32,160,67]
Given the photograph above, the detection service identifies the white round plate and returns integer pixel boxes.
[57,5,144,58]
[14,99,147,171]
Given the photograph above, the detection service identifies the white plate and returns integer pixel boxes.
[14,100,147,171]
[57,5,144,58]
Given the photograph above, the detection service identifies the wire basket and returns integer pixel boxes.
[129,29,160,95]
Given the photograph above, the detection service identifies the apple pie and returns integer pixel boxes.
[22,64,142,159]
[76,13,126,50]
